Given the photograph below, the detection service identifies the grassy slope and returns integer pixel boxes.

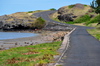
[8,10,49,22]
[0,41,62,66]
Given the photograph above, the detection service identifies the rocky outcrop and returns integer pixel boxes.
[0,14,37,30]
[58,13,74,22]
[0,21,3,29]
[43,22,73,31]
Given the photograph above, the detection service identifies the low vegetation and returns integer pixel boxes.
[85,15,100,25]
[27,10,49,15]
[30,17,46,29]
[28,11,33,13]
[0,41,62,66]
[74,15,91,23]
[88,28,100,41]
[50,8,56,11]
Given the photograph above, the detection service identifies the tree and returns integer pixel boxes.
[90,0,100,14]
[91,0,100,25]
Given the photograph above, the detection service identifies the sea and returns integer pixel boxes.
[0,32,37,40]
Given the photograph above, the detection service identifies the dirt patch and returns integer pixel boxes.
[22,51,39,55]
[7,57,23,64]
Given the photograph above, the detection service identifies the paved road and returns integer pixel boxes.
[34,11,100,66]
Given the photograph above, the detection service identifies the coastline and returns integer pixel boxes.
[0,30,70,50]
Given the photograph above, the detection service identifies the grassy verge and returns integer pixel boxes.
[87,29,100,40]
[0,41,62,66]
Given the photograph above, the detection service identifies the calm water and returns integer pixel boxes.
[0,32,37,40]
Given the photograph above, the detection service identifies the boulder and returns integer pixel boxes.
[58,14,74,22]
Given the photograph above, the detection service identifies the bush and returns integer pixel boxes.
[50,8,56,11]
[28,11,33,13]
[34,17,46,29]
[74,15,91,23]
[68,5,75,8]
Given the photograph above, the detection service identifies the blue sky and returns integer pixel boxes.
[0,0,93,16]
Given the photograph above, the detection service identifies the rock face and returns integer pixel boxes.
[57,3,92,22]
[0,21,3,29]
[0,12,37,30]
[58,13,74,22]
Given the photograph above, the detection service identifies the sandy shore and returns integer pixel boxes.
[0,30,70,50]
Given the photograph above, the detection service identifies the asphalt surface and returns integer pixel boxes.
[34,10,100,66]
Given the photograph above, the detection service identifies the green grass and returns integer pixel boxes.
[85,15,100,26]
[87,29,100,40]
[66,21,75,24]
[74,15,91,23]
[0,41,62,66]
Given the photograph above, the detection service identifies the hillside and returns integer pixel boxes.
[51,3,97,22]
[51,3,100,40]
[0,10,47,30]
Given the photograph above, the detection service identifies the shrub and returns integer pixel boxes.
[34,17,46,29]
[28,11,33,13]
[50,8,56,11]
[68,5,75,8]
[74,15,91,23]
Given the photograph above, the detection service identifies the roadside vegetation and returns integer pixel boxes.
[88,28,100,40]
[0,41,62,66]
[87,0,100,41]
[31,17,46,29]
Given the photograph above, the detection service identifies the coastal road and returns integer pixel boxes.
[34,11,100,66]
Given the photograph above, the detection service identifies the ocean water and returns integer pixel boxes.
[0,32,37,40]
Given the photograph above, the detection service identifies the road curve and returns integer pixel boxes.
[34,10,100,66]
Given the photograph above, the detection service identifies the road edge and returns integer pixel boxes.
[47,27,76,66]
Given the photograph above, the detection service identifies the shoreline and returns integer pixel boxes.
[0,30,70,50]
